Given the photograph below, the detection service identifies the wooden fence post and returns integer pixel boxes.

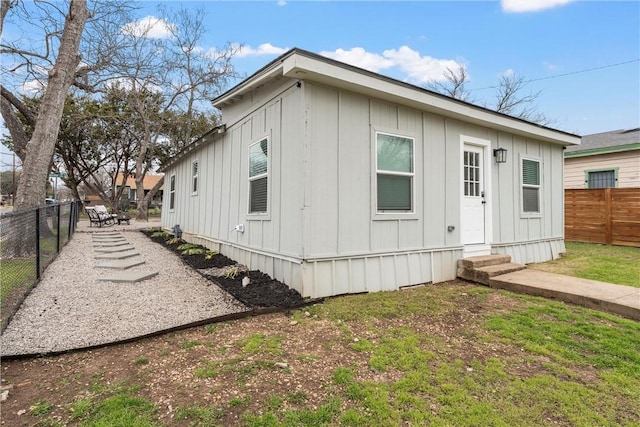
[604,188,612,245]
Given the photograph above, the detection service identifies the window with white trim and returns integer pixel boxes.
[522,158,541,214]
[191,160,199,194]
[376,132,414,212]
[249,137,268,214]
[169,174,176,210]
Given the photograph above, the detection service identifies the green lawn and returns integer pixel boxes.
[529,242,640,288]
[13,284,639,427]
[0,258,36,301]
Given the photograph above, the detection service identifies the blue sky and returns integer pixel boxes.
[147,0,639,136]
[1,0,639,165]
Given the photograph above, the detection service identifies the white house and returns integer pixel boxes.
[161,48,580,299]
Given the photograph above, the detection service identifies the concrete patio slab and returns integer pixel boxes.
[490,269,640,321]
[94,250,140,260]
[98,270,159,283]
[94,246,136,253]
[95,259,146,269]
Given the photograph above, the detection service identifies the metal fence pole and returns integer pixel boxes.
[35,207,41,279]
[56,203,61,253]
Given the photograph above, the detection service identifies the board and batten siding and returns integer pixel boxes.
[163,78,568,298]
[564,150,640,188]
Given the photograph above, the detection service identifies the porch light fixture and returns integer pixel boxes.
[493,147,508,164]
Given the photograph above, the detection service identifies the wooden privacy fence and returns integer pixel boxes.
[565,188,640,247]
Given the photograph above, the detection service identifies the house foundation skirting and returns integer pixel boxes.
[491,237,566,265]
[177,230,464,299]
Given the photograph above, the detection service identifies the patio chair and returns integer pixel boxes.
[85,207,115,227]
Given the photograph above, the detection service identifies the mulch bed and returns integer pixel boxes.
[141,229,305,309]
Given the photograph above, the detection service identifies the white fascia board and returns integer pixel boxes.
[282,54,580,147]
[213,63,284,108]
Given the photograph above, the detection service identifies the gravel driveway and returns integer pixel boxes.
[0,221,249,357]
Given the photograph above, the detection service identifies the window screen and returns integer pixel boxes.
[376,133,414,212]
[249,138,268,213]
[169,175,176,210]
[588,170,615,188]
[192,161,198,194]
[522,158,540,213]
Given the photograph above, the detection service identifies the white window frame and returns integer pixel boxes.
[169,174,176,211]
[373,130,416,217]
[521,156,542,217]
[248,137,269,216]
[191,160,199,196]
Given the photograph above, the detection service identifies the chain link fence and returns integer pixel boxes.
[0,201,79,332]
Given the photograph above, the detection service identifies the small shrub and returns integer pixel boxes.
[182,247,205,255]
[151,231,170,239]
[166,237,183,245]
[222,266,241,279]
[177,243,198,251]
[205,250,219,260]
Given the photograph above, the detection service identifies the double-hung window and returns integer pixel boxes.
[169,174,176,210]
[192,160,198,195]
[376,132,414,212]
[521,157,541,214]
[249,137,269,214]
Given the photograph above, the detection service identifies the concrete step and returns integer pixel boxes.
[458,262,527,286]
[458,255,512,269]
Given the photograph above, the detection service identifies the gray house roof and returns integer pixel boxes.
[565,128,640,157]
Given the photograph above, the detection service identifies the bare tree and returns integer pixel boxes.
[1,0,136,210]
[109,6,240,220]
[494,71,552,125]
[7,0,90,211]
[426,64,476,103]
[426,64,554,126]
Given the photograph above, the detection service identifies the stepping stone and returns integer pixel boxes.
[92,237,127,243]
[94,250,140,260]
[95,259,146,269]
[93,232,122,237]
[92,241,131,248]
[99,270,158,283]
[94,246,135,253]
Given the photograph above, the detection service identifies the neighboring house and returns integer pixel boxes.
[114,173,164,208]
[160,48,579,299]
[564,128,640,188]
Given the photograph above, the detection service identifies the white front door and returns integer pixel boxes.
[461,144,486,244]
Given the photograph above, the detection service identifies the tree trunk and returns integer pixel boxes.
[13,0,89,211]
[138,175,164,219]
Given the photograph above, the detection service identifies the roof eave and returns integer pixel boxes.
[280,52,580,146]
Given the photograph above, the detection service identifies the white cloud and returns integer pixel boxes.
[321,46,462,84]
[502,0,573,13]
[235,43,289,58]
[320,47,394,73]
[382,46,461,84]
[543,61,558,71]
[22,79,45,93]
[499,68,516,78]
[122,16,174,39]
[277,0,287,6]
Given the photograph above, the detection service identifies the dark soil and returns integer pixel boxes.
[140,229,305,309]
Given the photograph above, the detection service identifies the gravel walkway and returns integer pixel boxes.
[0,220,249,357]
